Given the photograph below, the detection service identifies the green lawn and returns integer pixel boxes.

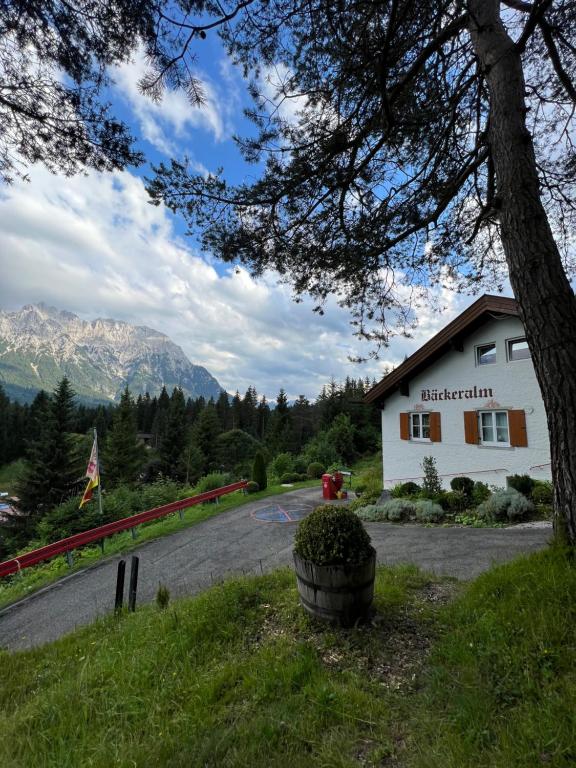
[0,459,24,496]
[1,547,574,767]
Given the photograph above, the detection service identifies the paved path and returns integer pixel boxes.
[0,488,551,652]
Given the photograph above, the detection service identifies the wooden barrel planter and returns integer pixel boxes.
[293,547,376,627]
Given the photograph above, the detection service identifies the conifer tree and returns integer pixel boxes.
[159,387,188,480]
[103,387,146,486]
[192,403,223,474]
[252,451,267,491]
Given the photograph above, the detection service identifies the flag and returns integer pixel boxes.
[79,436,99,508]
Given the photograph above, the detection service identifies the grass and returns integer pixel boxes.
[0,459,24,496]
[0,563,440,768]
[2,547,574,767]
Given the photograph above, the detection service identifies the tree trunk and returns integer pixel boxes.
[468,0,576,544]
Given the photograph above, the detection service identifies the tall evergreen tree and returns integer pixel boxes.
[215,390,232,431]
[151,385,170,448]
[103,387,146,486]
[0,384,10,466]
[192,403,223,474]
[159,387,188,480]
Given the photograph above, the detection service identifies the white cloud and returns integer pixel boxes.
[0,168,504,401]
[111,47,236,154]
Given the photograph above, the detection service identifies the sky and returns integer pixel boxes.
[0,35,502,402]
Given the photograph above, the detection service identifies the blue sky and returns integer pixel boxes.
[0,36,483,401]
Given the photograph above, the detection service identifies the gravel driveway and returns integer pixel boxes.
[0,487,551,651]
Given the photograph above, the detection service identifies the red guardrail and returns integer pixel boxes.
[0,480,248,579]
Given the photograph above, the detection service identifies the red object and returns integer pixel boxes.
[322,472,344,500]
[0,481,247,579]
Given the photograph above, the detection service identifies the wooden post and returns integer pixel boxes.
[128,556,139,612]
[115,559,126,613]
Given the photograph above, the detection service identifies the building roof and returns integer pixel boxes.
[364,294,518,405]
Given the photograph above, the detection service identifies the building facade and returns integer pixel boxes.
[365,296,551,490]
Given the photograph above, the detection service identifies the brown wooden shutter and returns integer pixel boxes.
[464,411,479,444]
[400,412,410,440]
[429,412,441,442]
[509,410,528,447]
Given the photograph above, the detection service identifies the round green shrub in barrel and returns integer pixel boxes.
[293,505,376,626]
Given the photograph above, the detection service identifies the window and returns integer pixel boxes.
[476,342,496,365]
[411,412,430,440]
[508,337,530,361]
[479,410,509,446]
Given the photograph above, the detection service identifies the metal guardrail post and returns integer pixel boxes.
[115,559,126,613]
[128,556,139,612]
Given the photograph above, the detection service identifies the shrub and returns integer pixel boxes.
[294,505,373,566]
[270,452,294,479]
[297,473,308,482]
[477,488,534,522]
[422,456,442,495]
[450,476,474,498]
[532,480,553,505]
[156,584,170,610]
[195,472,233,494]
[472,481,491,505]
[355,504,388,522]
[252,451,267,491]
[293,457,308,475]
[245,481,259,494]
[441,490,468,512]
[306,461,325,479]
[280,472,301,484]
[395,481,421,497]
[380,498,416,521]
[507,474,535,497]
[414,499,446,523]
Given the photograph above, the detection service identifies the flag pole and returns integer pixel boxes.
[94,427,103,517]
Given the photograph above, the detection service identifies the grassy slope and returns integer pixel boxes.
[1,548,575,767]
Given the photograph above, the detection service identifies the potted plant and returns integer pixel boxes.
[293,505,376,627]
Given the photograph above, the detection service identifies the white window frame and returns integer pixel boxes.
[410,411,431,441]
[475,342,497,366]
[507,336,531,362]
[479,410,510,447]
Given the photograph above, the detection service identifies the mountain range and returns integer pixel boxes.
[0,304,224,404]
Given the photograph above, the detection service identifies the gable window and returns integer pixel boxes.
[411,412,430,440]
[476,342,496,366]
[479,410,509,446]
[508,337,530,361]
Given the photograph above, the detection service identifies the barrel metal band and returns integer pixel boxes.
[295,574,374,594]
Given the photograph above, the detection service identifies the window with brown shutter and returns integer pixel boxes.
[464,411,479,444]
[400,412,409,440]
[509,410,528,447]
[429,412,441,442]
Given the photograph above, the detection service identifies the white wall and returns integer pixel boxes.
[381,316,551,489]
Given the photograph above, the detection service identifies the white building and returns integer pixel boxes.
[365,295,551,490]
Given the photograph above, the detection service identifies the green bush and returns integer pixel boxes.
[294,505,373,566]
[195,472,234,494]
[270,452,294,479]
[507,474,535,497]
[440,490,468,512]
[532,480,553,505]
[306,461,325,479]
[252,451,267,491]
[380,498,416,521]
[355,504,388,522]
[393,481,421,497]
[450,476,474,498]
[414,499,446,523]
[472,481,491,505]
[477,488,534,522]
[244,481,259,494]
[156,584,170,610]
[293,457,308,475]
[280,472,301,484]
